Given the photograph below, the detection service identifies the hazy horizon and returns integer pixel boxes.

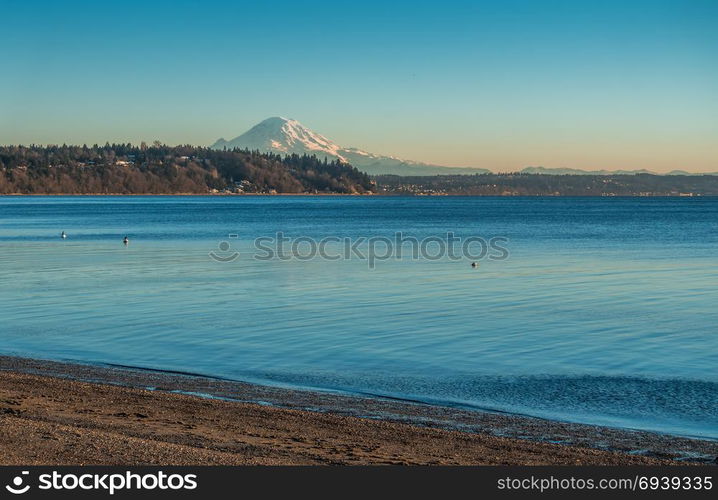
[2,0,716,173]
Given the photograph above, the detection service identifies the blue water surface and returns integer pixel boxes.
[1,196,716,438]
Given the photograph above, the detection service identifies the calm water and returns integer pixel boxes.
[1,196,717,438]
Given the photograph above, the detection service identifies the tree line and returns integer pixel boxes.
[375,173,718,196]
[0,144,374,194]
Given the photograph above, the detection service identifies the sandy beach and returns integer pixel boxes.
[1,356,715,466]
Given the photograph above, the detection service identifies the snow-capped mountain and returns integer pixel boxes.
[211,117,489,176]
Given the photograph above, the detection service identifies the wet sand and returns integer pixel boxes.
[1,356,716,465]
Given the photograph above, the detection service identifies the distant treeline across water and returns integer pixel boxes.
[375,173,718,196]
[0,144,373,194]
[2,144,717,196]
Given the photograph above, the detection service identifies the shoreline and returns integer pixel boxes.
[0,192,375,197]
[1,355,716,465]
[2,193,715,197]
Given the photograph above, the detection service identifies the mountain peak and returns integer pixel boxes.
[257,116,293,126]
[211,117,344,160]
[211,117,490,176]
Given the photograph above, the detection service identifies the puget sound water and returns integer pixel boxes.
[1,196,716,438]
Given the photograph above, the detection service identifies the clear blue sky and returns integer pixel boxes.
[2,0,716,172]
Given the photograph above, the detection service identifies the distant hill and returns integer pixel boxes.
[520,166,718,176]
[211,117,490,176]
[664,169,718,176]
[0,144,373,194]
[521,166,657,175]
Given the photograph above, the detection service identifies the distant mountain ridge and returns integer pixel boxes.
[521,166,656,175]
[520,166,718,176]
[211,117,490,176]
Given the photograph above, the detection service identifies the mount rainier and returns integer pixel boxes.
[211,117,489,176]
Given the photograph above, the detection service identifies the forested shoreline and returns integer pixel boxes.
[0,144,374,194]
[375,173,718,196]
[2,144,717,196]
